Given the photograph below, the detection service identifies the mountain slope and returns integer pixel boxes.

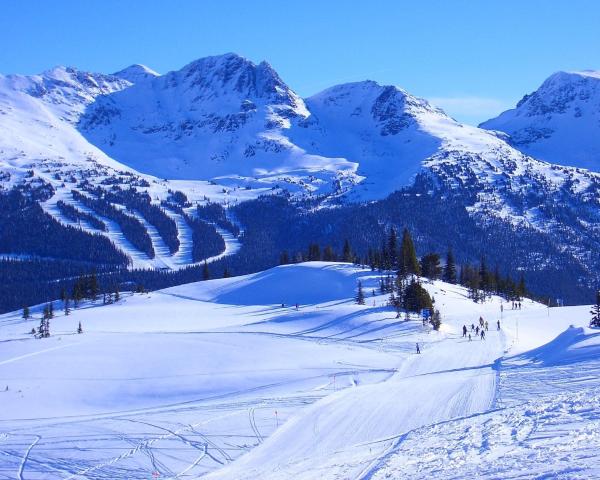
[0,262,597,479]
[79,53,358,196]
[481,70,600,171]
[1,55,600,306]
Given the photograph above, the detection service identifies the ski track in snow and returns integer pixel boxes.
[0,263,598,479]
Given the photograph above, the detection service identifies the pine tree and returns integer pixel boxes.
[48,302,54,319]
[342,239,353,263]
[77,321,83,334]
[399,229,420,277]
[420,253,442,280]
[402,278,433,313]
[323,245,336,262]
[203,261,210,281]
[22,306,30,319]
[356,281,365,305]
[279,251,290,265]
[479,257,489,294]
[308,243,321,261]
[518,273,526,300]
[223,266,231,278]
[590,290,600,328]
[114,286,120,302]
[388,227,398,270]
[443,249,457,284]
[89,271,99,301]
[64,297,70,316]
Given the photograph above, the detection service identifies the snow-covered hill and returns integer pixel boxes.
[0,262,597,479]
[481,70,600,171]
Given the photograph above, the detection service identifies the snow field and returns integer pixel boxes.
[0,262,596,479]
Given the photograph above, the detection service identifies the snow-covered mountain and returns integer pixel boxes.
[79,53,358,197]
[1,54,600,305]
[481,70,600,171]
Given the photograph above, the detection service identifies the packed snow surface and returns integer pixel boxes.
[0,262,598,479]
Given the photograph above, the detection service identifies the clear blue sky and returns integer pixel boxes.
[2,0,599,124]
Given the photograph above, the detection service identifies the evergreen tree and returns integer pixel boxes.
[223,266,231,278]
[22,305,30,319]
[356,281,365,305]
[279,251,290,265]
[89,271,99,301]
[420,253,442,280]
[203,261,210,281]
[77,321,83,334]
[479,257,489,294]
[443,248,457,284]
[399,229,420,277]
[307,243,321,261]
[323,245,336,262]
[591,290,600,328]
[518,273,526,300]
[402,278,433,313]
[388,227,398,269]
[114,286,120,302]
[64,297,70,316]
[48,302,54,319]
[342,239,353,263]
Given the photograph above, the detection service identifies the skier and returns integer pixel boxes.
[471,323,475,331]
[479,316,484,327]
[518,301,522,309]
[462,325,467,337]
[497,319,501,330]
[485,320,489,331]
[481,330,485,340]
[468,334,472,341]
[475,326,479,335]
[416,343,421,354]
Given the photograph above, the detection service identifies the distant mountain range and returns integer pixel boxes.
[1,54,599,308]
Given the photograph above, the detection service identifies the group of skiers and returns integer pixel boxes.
[459,316,501,342]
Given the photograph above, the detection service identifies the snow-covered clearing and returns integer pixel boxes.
[0,262,597,479]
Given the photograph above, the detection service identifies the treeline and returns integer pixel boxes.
[72,190,155,258]
[197,202,241,236]
[97,187,180,254]
[56,200,107,231]
[183,215,226,262]
[0,190,129,266]
[285,226,528,304]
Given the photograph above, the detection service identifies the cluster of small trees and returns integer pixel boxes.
[72,190,155,258]
[56,200,107,231]
[458,260,526,303]
[355,228,441,330]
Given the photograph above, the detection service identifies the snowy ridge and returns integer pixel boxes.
[481,70,600,171]
[0,262,598,478]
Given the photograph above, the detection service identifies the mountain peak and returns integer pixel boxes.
[112,64,159,83]
[481,69,600,170]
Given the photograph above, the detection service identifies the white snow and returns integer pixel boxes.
[481,70,600,171]
[0,262,597,479]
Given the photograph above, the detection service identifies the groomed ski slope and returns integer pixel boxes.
[0,262,598,479]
